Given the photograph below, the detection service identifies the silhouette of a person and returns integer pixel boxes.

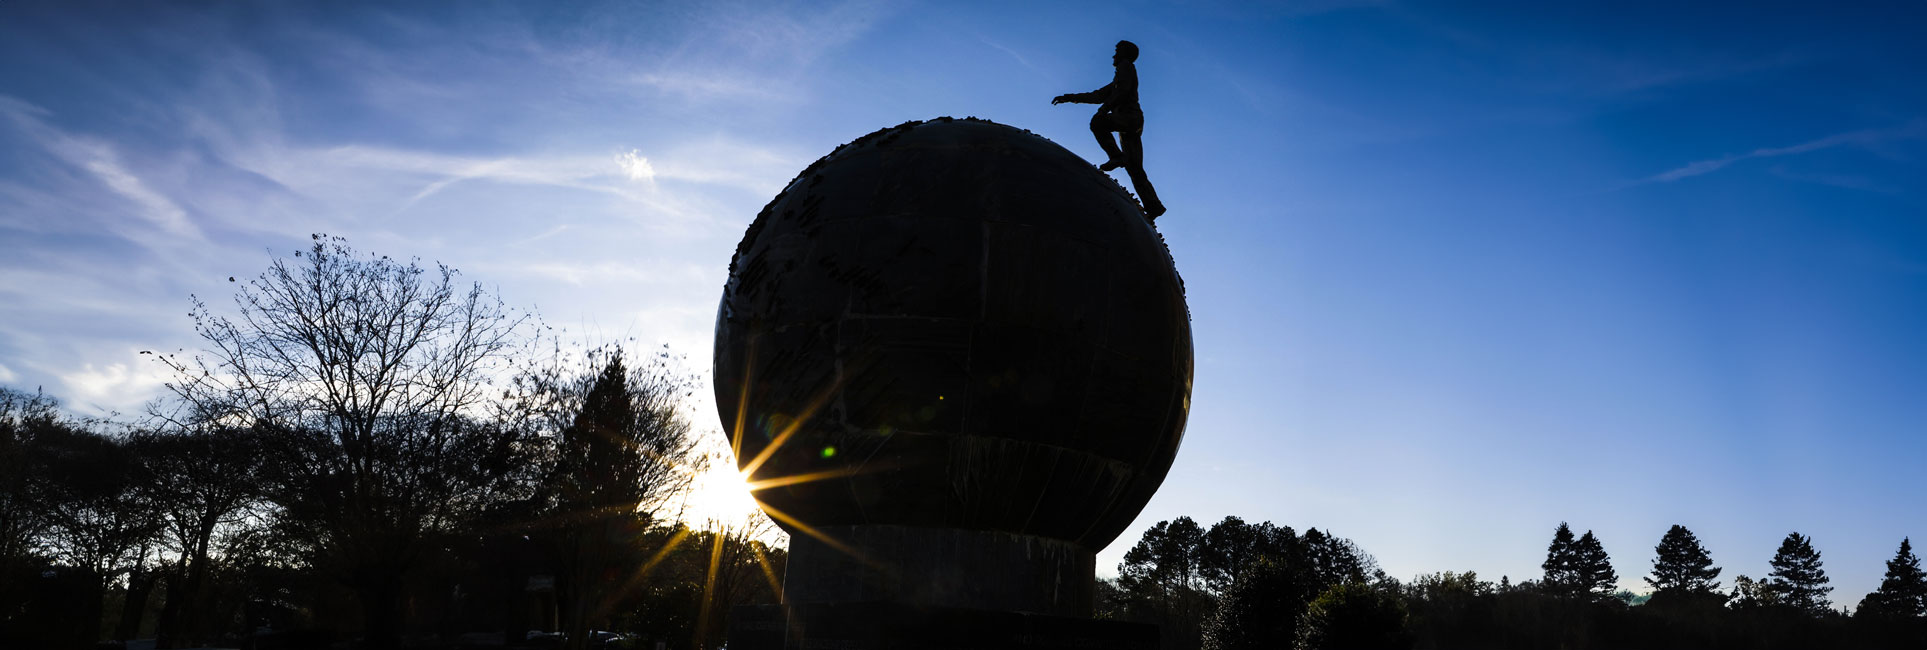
[1054,40,1166,219]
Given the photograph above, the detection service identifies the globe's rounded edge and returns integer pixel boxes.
[713,116,1194,546]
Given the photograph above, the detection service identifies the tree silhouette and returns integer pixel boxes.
[0,388,62,575]
[1859,538,1927,618]
[1119,516,1210,648]
[1541,523,1580,597]
[1302,528,1374,588]
[1767,532,1832,614]
[1201,516,1295,595]
[1401,571,1497,649]
[557,355,642,650]
[1647,524,1721,596]
[1196,521,1377,650]
[36,420,159,646]
[526,350,697,650]
[133,425,267,648]
[1572,531,1617,601]
[1728,574,1780,609]
[159,235,532,648]
[1295,581,1414,650]
[1204,556,1298,650]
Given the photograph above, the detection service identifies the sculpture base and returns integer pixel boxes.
[728,603,1159,650]
[785,525,1095,616]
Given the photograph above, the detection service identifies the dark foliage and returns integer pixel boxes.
[1119,516,1212,649]
[1543,523,1616,602]
[1542,523,1580,597]
[514,349,698,650]
[1296,581,1413,650]
[1204,557,1297,650]
[0,236,781,649]
[12,236,1927,650]
[1647,524,1721,596]
[1768,532,1832,615]
[1200,516,1294,595]
[1860,538,1927,619]
[1572,531,1618,601]
[1180,518,1375,650]
[1402,571,1497,649]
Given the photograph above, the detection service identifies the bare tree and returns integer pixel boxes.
[36,417,164,645]
[0,387,63,572]
[691,514,784,650]
[159,234,531,648]
[132,425,269,647]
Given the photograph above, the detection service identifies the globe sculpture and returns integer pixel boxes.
[715,117,1191,646]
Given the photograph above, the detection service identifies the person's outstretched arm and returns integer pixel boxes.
[1052,82,1112,105]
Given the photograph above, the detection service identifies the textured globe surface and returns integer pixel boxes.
[714,118,1191,551]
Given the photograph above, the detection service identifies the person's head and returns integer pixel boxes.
[1113,40,1139,65]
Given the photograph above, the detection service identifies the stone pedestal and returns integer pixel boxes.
[728,526,1156,649]
[728,602,1158,650]
[784,526,1094,616]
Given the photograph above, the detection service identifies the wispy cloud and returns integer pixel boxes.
[1634,119,1927,186]
[513,260,712,288]
[0,1,880,415]
[979,36,1036,72]
[1583,52,1807,97]
[560,0,895,105]
[629,71,792,103]
[218,138,794,232]
[0,96,201,240]
[1767,165,1899,195]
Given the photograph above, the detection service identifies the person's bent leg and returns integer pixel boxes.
[1090,114,1125,168]
[1122,131,1165,218]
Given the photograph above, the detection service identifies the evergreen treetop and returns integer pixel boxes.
[1648,524,1722,595]
[1858,537,1927,618]
[1767,532,1832,614]
[1573,531,1618,600]
[1542,523,1615,599]
[1542,522,1578,595]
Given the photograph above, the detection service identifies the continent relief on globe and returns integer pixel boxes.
[715,117,1191,552]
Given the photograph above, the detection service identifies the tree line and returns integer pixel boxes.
[1100,516,1927,650]
[8,235,1927,650]
[1,236,780,650]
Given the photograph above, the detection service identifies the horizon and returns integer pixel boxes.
[3,0,1924,609]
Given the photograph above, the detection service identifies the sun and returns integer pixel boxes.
[679,464,764,526]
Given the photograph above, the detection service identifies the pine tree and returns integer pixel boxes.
[1573,531,1618,600]
[1859,538,1927,618]
[1767,532,1832,614]
[1648,524,1722,595]
[539,350,697,650]
[1542,523,1579,596]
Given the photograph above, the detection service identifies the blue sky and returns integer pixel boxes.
[2,1,1922,606]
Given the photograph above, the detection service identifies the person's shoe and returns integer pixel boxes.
[1099,159,1122,171]
[1146,203,1167,220]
